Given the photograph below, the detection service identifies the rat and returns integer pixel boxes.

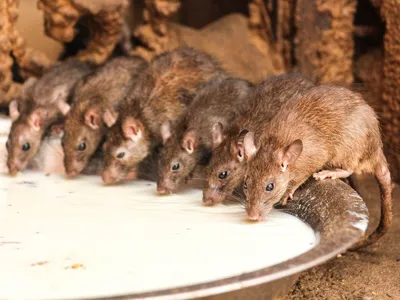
[6,59,93,175]
[242,84,392,249]
[157,77,253,194]
[202,74,315,206]
[101,47,224,184]
[61,55,148,177]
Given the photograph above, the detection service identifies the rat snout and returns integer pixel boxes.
[102,169,118,185]
[66,169,79,178]
[246,202,264,222]
[157,178,173,195]
[65,158,85,178]
[7,159,21,176]
[202,186,224,206]
[125,168,137,181]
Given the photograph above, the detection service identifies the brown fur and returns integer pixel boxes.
[157,77,253,194]
[6,60,92,175]
[62,55,148,177]
[203,74,315,205]
[243,85,392,249]
[102,47,224,184]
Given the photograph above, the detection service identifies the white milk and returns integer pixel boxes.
[0,115,317,300]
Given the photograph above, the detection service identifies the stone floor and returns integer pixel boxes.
[286,175,400,299]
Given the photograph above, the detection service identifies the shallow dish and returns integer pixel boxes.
[0,115,368,300]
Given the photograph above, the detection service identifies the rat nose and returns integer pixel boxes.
[102,170,118,185]
[246,206,264,222]
[157,186,170,195]
[202,196,215,206]
[202,190,217,206]
[8,161,21,175]
[66,169,79,178]
[157,182,171,195]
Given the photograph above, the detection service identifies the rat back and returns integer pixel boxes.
[140,47,225,139]
[73,56,147,110]
[264,85,381,175]
[235,74,315,136]
[184,77,253,144]
[30,60,93,106]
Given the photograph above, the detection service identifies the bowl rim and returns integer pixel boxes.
[75,179,368,300]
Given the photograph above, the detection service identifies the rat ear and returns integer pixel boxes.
[279,139,303,172]
[160,120,172,144]
[22,77,38,98]
[122,117,142,142]
[57,101,71,116]
[181,129,196,154]
[9,100,20,121]
[103,108,119,128]
[49,123,65,137]
[51,84,69,103]
[84,107,101,129]
[236,142,245,162]
[28,108,47,131]
[229,141,245,162]
[243,131,258,160]
[211,122,225,149]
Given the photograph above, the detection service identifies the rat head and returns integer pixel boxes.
[242,132,303,221]
[6,102,47,175]
[62,105,108,177]
[157,122,204,194]
[102,116,150,184]
[203,123,246,205]
[6,83,71,175]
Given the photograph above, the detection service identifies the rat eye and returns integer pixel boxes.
[77,142,86,151]
[22,143,30,152]
[117,152,125,159]
[172,163,180,171]
[218,171,228,180]
[266,183,275,192]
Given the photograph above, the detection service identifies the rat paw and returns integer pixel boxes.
[313,170,337,180]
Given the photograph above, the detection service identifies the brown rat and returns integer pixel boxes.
[157,77,253,194]
[6,60,92,175]
[101,47,224,184]
[242,84,392,249]
[61,55,148,177]
[203,74,315,206]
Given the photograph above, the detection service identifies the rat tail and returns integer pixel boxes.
[351,159,393,250]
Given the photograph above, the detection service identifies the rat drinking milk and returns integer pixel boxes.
[242,85,392,249]
[61,56,147,177]
[203,74,314,205]
[101,47,224,184]
[6,60,92,175]
[157,77,253,194]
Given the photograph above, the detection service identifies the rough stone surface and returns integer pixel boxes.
[295,0,357,84]
[381,0,400,183]
[38,0,129,64]
[0,0,51,107]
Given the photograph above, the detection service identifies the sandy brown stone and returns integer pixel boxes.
[380,0,400,183]
[295,0,357,85]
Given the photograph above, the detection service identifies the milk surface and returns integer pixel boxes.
[0,116,316,300]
